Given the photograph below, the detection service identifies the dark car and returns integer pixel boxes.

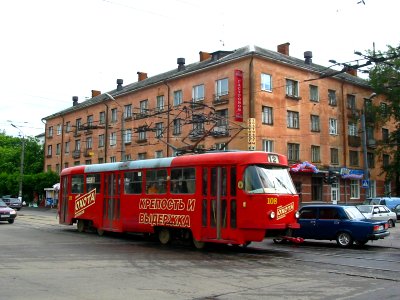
[393,204,400,220]
[0,199,17,224]
[281,205,390,247]
[2,196,22,210]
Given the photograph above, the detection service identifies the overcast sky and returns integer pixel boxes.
[0,0,398,137]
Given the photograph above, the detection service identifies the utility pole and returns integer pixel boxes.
[11,124,25,202]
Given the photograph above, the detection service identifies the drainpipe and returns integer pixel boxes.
[249,55,255,118]
[104,103,109,163]
[341,81,347,204]
[163,80,171,157]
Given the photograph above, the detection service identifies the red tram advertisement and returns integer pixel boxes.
[58,151,300,248]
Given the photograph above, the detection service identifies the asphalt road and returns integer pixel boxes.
[1,207,399,300]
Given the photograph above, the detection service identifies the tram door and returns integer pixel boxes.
[103,173,121,230]
[203,166,237,241]
[59,176,69,223]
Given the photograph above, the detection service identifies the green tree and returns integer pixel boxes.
[367,44,400,196]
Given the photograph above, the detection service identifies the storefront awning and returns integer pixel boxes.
[290,161,319,173]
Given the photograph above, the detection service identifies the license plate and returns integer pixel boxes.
[1,215,10,218]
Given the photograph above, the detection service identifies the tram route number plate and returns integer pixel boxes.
[268,154,279,164]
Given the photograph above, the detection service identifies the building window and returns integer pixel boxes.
[329,118,338,135]
[75,140,81,151]
[368,180,376,198]
[349,150,359,166]
[328,89,337,106]
[76,118,82,132]
[331,182,340,203]
[310,115,320,132]
[155,150,163,158]
[65,121,71,132]
[138,153,146,160]
[262,106,273,125]
[99,134,105,147]
[380,102,388,117]
[309,85,319,102]
[311,145,320,162]
[99,111,105,125]
[155,122,163,138]
[110,156,117,163]
[111,108,117,123]
[330,148,339,165]
[215,143,227,150]
[48,126,53,137]
[156,95,165,112]
[383,154,390,168]
[124,104,132,119]
[140,100,148,115]
[138,127,147,141]
[286,79,299,98]
[350,180,360,199]
[110,132,117,146]
[384,180,391,196]
[367,152,375,168]
[55,164,60,173]
[47,145,52,156]
[261,73,272,91]
[98,158,104,164]
[347,94,356,110]
[192,84,205,102]
[57,124,62,135]
[174,90,183,106]
[124,154,131,161]
[382,128,389,143]
[64,162,69,169]
[56,143,61,155]
[65,141,70,154]
[124,129,132,144]
[86,137,92,149]
[173,118,182,135]
[85,159,92,165]
[87,115,93,128]
[287,111,299,129]
[287,143,300,161]
[216,78,229,96]
[348,122,358,136]
[262,140,274,152]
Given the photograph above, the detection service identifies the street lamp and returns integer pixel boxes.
[105,93,126,161]
[11,123,25,202]
[361,92,377,199]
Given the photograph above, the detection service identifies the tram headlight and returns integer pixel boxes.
[269,211,276,219]
[295,211,300,219]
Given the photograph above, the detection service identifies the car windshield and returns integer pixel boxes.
[344,206,366,219]
[0,199,7,207]
[357,205,373,214]
[244,165,297,194]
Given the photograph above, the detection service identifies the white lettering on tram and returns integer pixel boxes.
[276,202,295,220]
[139,213,190,227]
[139,198,195,211]
[74,189,96,217]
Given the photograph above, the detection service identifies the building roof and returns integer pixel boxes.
[43,44,370,121]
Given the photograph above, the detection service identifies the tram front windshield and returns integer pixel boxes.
[244,165,296,194]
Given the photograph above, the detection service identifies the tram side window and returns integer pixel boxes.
[71,175,84,194]
[146,169,167,194]
[171,167,196,194]
[86,174,101,193]
[124,171,143,194]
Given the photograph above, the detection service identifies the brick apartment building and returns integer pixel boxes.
[42,43,396,204]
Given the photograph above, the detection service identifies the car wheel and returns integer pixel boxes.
[8,219,14,224]
[388,219,395,228]
[336,232,353,248]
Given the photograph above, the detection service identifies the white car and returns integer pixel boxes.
[357,205,397,228]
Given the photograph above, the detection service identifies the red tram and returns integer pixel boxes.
[58,151,300,248]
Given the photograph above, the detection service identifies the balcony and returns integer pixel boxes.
[367,139,377,148]
[72,150,81,159]
[211,126,229,138]
[347,108,360,119]
[348,135,361,147]
[213,94,229,106]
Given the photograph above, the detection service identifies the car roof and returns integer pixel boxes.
[301,205,350,209]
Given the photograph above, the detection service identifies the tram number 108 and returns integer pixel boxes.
[267,198,278,205]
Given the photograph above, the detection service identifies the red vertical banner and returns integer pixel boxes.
[234,69,243,122]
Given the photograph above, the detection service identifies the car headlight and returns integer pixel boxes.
[295,211,300,219]
[10,210,16,215]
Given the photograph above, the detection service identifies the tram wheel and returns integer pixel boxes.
[192,237,206,249]
[97,228,105,236]
[77,220,86,233]
[158,229,171,245]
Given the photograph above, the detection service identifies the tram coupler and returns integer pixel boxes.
[281,236,304,244]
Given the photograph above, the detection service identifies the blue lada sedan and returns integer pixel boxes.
[280,205,390,247]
